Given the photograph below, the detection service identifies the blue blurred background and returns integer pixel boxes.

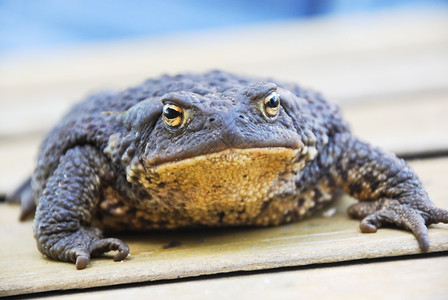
[1,0,447,54]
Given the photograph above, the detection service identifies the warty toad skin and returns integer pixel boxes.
[9,70,448,269]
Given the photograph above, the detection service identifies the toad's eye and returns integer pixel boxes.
[163,104,183,127]
[263,91,280,117]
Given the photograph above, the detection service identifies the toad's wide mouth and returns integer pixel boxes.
[144,147,302,174]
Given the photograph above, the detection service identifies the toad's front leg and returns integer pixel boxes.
[33,145,129,269]
[328,134,448,251]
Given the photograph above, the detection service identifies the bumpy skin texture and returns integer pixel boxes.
[15,70,448,269]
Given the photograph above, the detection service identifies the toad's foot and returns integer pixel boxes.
[348,199,448,251]
[36,226,129,270]
[75,238,130,270]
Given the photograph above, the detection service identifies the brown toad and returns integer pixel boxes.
[9,70,448,269]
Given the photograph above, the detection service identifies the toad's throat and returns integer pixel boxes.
[132,148,304,222]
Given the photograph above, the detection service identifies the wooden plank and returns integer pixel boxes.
[1,157,447,297]
[343,91,448,157]
[32,256,448,300]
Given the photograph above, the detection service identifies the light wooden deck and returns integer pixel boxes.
[1,8,448,299]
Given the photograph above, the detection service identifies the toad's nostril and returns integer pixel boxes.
[209,118,215,123]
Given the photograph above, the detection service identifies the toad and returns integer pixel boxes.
[9,70,448,269]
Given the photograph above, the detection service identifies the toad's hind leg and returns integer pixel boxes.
[34,146,129,269]
[6,177,35,220]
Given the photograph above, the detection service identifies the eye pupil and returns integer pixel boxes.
[163,104,183,127]
[164,107,181,119]
[263,91,280,117]
[267,95,279,108]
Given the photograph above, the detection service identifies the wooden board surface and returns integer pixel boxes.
[1,157,448,297]
[36,256,448,300]
[343,91,448,157]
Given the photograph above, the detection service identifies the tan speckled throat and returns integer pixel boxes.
[139,147,303,225]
